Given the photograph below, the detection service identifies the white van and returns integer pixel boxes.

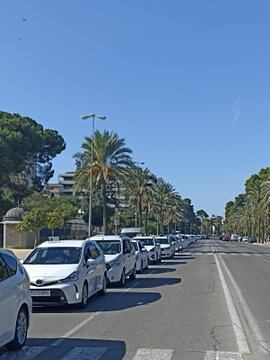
[23,239,107,308]
[0,249,32,350]
[92,235,136,287]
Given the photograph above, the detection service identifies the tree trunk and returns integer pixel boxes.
[101,180,107,234]
[138,194,142,228]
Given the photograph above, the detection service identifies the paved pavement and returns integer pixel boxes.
[2,239,270,359]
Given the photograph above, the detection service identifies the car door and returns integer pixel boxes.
[128,240,136,271]
[83,244,97,295]
[89,242,103,291]
[0,254,18,345]
[123,239,132,274]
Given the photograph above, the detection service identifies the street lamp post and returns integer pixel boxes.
[133,161,145,227]
[81,113,106,238]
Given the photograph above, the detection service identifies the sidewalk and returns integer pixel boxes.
[9,248,32,260]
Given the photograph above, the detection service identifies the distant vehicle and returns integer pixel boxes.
[93,235,136,287]
[120,227,144,238]
[222,235,230,241]
[172,235,181,252]
[155,236,175,259]
[230,234,239,242]
[0,249,32,350]
[23,239,107,307]
[132,239,148,272]
[242,236,256,243]
[135,236,162,264]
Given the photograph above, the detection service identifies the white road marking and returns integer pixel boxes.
[1,346,45,360]
[51,270,155,347]
[219,256,270,354]
[212,247,250,353]
[132,348,174,360]
[204,351,242,360]
[61,347,107,360]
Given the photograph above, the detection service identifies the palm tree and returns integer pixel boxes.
[124,167,154,228]
[74,130,133,234]
[152,180,180,235]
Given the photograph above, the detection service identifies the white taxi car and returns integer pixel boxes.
[155,236,175,259]
[134,236,162,264]
[0,249,31,351]
[92,235,136,287]
[23,239,107,307]
[132,239,148,272]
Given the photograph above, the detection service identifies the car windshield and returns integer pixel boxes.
[156,238,170,245]
[132,242,138,251]
[97,241,121,255]
[138,238,154,246]
[24,247,82,265]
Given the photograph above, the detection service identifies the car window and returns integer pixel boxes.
[24,247,82,265]
[89,244,99,259]
[123,240,131,253]
[1,253,17,276]
[0,255,11,282]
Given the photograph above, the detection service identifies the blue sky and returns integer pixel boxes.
[1,1,270,216]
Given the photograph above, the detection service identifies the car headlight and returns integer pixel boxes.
[59,271,79,283]
[106,258,120,271]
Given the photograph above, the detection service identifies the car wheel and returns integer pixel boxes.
[6,307,28,351]
[98,274,107,296]
[129,266,137,280]
[118,269,126,287]
[78,282,88,308]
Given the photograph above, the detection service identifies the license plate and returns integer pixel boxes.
[30,290,50,297]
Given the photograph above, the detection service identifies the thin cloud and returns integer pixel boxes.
[232,98,242,127]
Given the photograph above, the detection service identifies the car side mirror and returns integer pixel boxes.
[86,258,95,268]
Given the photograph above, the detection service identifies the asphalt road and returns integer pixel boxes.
[2,239,270,360]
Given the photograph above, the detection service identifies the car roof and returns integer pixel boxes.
[134,236,154,239]
[0,248,17,258]
[37,239,88,248]
[90,235,123,241]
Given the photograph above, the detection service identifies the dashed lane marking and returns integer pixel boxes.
[132,348,174,360]
[61,347,107,360]
[0,346,46,360]
[204,351,242,359]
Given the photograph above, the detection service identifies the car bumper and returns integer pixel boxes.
[161,249,172,258]
[30,282,82,306]
[106,266,123,284]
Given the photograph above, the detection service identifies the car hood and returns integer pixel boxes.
[104,254,121,263]
[160,244,170,249]
[144,246,155,252]
[23,264,78,284]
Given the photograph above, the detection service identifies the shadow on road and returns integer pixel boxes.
[13,338,126,360]
[144,267,176,274]
[161,260,188,265]
[33,291,161,314]
[130,277,181,289]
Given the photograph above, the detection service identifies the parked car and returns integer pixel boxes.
[242,236,256,243]
[0,249,32,350]
[230,234,239,242]
[135,236,162,264]
[155,236,175,259]
[222,235,230,241]
[92,235,136,287]
[132,239,148,272]
[23,239,107,308]
[171,235,181,252]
